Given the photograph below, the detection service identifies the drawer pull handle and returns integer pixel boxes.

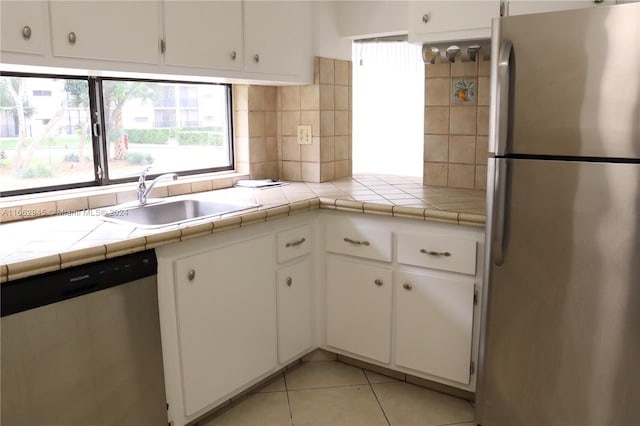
[403,283,413,290]
[420,249,451,257]
[187,269,196,281]
[344,237,370,246]
[285,237,306,248]
[374,279,383,286]
[286,277,292,287]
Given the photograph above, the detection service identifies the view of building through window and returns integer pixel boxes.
[0,76,94,193]
[0,75,233,195]
[101,80,232,180]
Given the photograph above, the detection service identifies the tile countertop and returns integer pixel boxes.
[0,175,486,282]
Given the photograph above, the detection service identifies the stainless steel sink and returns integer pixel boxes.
[101,199,259,228]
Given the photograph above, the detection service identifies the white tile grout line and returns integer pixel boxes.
[364,369,392,426]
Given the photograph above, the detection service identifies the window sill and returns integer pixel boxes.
[0,171,249,224]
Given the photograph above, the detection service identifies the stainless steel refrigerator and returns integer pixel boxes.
[477,3,640,426]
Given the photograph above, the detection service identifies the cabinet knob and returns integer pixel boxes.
[231,51,237,60]
[403,283,413,291]
[422,13,430,24]
[187,269,196,281]
[22,26,32,40]
[253,54,260,63]
[286,277,292,287]
[68,32,77,45]
[374,279,383,286]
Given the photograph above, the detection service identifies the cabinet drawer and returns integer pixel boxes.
[397,233,476,275]
[325,225,392,262]
[277,225,312,263]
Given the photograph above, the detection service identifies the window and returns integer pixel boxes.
[0,76,94,193]
[0,74,233,196]
[179,86,198,108]
[154,110,177,128]
[157,85,176,107]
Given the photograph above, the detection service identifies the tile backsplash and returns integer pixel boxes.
[233,85,279,179]
[423,54,490,190]
[235,57,353,183]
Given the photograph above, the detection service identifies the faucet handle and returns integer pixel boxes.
[139,166,152,183]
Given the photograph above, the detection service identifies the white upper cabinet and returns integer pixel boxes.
[243,1,313,78]
[162,0,313,81]
[162,1,243,71]
[49,0,161,64]
[408,1,500,43]
[506,0,615,16]
[0,1,48,55]
[4,0,312,82]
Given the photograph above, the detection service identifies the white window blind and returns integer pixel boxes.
[352,41,425,176]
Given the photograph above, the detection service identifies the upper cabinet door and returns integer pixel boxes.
[243,1,313,79]
[49,0,161,64]
[163,1,243,71]
[1,1,48,55]
[408,1,500,43]
[506,0,615,16]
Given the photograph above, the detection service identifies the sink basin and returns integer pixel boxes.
[101,199,259,228]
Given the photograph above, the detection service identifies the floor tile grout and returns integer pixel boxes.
[287,382,371,392]
[364,369,392,426]
[200,359,475,426]
[283,372,294,426]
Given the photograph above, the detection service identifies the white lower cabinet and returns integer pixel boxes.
[276,259,313,364]
[395,270,475,385]
[157,211,483,426]
[173,234,276,416]
[326,257,393,363]
[321,211,483,392]
[157,216,315,426]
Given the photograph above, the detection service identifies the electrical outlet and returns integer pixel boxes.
[297,125,312,145]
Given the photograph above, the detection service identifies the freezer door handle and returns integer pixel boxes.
[492,159,510,266]
[492,40,513,156]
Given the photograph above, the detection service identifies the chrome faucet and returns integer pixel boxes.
[137,166,178,205]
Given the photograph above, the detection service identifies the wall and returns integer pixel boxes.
[423,53,490,190]
[233,86,279,179]
[313,1,352,61]
[336,1,409,39]
[234,57,353,183]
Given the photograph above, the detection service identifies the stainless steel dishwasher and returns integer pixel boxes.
[1,249,167,426]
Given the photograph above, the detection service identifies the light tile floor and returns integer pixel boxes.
[198,357,475,426]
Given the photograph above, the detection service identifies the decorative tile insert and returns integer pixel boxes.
[452,79,475,104]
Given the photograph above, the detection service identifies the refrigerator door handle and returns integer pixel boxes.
[492,40,513,156]
[492,158,510,266]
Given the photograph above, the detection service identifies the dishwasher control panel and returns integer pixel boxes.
[1,249,157,317]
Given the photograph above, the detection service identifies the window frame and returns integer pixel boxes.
[0,72,234,197]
